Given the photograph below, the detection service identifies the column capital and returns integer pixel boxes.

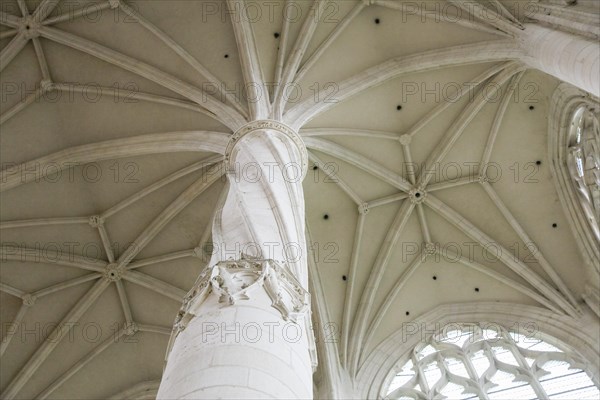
[165,257,317,372]
[225,119,309,179]
[176,257,310,331]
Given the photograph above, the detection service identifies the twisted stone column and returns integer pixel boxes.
[157,121,316,399]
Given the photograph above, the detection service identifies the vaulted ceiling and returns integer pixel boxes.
[0,0,596,399]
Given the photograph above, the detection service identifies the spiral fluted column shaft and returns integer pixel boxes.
[157,121,315,399]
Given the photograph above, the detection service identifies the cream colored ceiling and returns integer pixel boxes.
[0,0,593,398]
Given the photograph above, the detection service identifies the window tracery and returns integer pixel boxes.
[384,324,599,400]
[567,105,600,242]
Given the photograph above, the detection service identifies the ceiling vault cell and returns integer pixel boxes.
[348,200,415,375]
[308,150,363,205]
[35,327,129,400]
[425,194,580,318]
[118,1,247,117]
[361,249,426,364]
[294,1,366,86]
[415,64,525,188]
[305,137,413,192]
[112,163,223,268]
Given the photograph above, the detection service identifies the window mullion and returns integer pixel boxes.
[412,353,431,396]
[506,334,548,399]
[462,351,490,400]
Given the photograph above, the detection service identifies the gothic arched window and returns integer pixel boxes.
[384,323,600,399]
[567,105,600,242]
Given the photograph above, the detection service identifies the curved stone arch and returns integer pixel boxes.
[0,131,231,192]
[283,44,525,129]
[548,84,600,276]
[355,302,600,399]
